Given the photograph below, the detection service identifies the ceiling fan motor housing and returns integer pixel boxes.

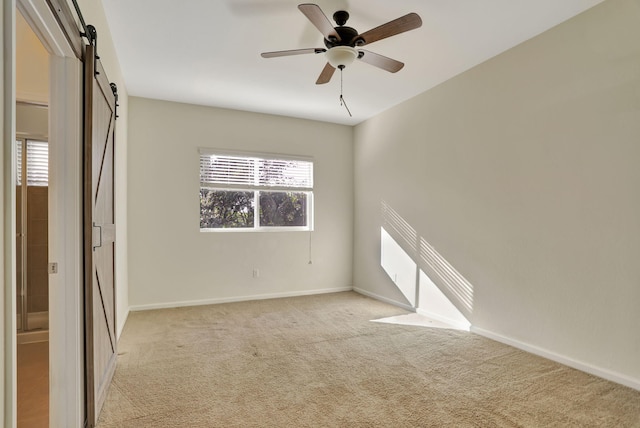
[324,11,362,48]
[324,25,359,48]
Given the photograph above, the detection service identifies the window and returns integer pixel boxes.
[199,151,313,231]
[16,139,49,186]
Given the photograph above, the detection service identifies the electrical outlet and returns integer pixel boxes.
[253,268,259,278]
[48,262,58,274]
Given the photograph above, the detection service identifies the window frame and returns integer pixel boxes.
[199,149,314,232]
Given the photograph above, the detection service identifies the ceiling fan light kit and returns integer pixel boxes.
[326,46,358,69]
[261,3,422,115]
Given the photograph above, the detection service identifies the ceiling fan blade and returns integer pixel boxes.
[261,48,326,58]
[316,63,336,85]
[298,3,341,42]
[357,50,404,73]
[352,13,422,46]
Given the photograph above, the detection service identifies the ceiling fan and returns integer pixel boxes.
[261,3,422,85]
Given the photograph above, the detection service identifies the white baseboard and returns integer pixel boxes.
[129,287,354,312]
[471,326,640,392]
[353,287,415,312]
[17,311,49,331]
[17,329,49,344]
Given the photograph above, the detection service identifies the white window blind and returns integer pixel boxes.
[200,153,313,191]
[16,140,48,187]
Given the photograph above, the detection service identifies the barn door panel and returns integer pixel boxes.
[84,43,117,427]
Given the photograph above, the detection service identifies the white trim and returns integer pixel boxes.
[48,54,83,428]
[416,308,470,332]
[3,3,17,426]
[200,226,312,233]
[471,326,640,392]
[129,287,354,312]
[353,287,415,312]
[200,183,313,192]
[16,0,75,58]
[198,147,314,163]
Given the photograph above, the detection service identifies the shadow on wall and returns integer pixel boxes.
[380,201,473,330]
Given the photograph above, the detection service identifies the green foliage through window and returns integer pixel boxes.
[200,189,254,229]
[260,192,307,227]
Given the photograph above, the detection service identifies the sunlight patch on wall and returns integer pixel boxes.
[380,227,417,306]
[418,270,470,331]
[379,200,475,322]
[382,200,418,252]
[419,238,474,313]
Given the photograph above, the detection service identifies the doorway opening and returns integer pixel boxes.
[16,8,50,428]
[11,0,86,424]
[16,126,49,340]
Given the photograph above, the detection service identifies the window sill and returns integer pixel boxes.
[200,227,313,233]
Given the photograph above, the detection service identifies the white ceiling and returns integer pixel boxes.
[102,0,605,125]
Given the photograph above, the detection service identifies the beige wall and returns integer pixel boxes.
[76,0,129,336]
[16,103,47,138]
[354,0,640,386]
[16,10,48,104]
[128,97,353,308]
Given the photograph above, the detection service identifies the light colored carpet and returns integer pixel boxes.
[97,292,640,427]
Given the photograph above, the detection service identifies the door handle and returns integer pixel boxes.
[93,223,102,251]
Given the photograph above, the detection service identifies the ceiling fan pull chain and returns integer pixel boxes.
[339,67,352,117]
[340,95,352,117]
